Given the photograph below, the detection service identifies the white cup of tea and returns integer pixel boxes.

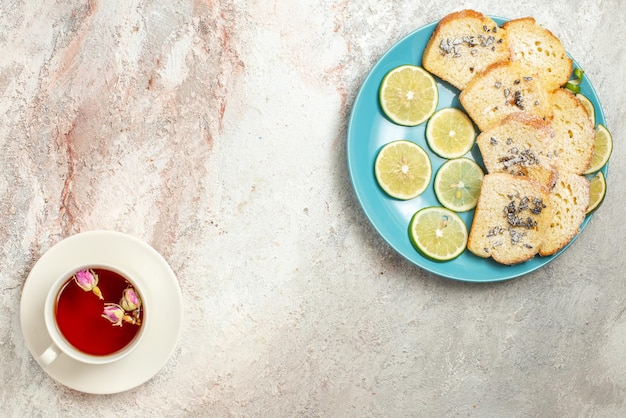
[38,264,147,366]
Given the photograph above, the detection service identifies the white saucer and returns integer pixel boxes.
[20,230,183,394]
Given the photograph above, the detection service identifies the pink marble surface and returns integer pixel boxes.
[2,0,626,416]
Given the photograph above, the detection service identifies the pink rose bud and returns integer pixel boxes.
[101,303,141,327]
[101,303,125,327]
[73,269,103,300]
[120,287,141,312]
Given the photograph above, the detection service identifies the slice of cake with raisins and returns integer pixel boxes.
[422,9,510,90]
[539,172,590,256]
[459,60,553,131]
[549,88,596,175]
[468,171,589,264]
[502,17,573,92]
[468,173,550,265]
[476,112,558,189]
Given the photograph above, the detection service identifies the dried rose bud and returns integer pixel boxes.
[101,303,125,327]
[101,303,141,327]
[73,269,103,300]
[120,287,141,312]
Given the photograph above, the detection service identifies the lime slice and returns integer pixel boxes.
[434,158,484,212]
[576,93,595,124]
[379,65,438,126]
[586,171,606,215]
[409,206,468,261]
[425,108,476,158]
[583,124,612,174]
[374,140,432,200]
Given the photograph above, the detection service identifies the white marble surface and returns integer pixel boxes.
[2,0,626,416]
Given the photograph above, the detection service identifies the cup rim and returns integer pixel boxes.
[43,263,148,365]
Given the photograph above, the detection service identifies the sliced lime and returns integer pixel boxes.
[576,93,595,125]
[583,124,612,174]
[586,171,606,215]
[434,158,484,212]
[426,108,476,159]
[409,206,468,261]
[379,65,439,126]
[374,140,432,200]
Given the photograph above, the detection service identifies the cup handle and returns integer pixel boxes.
[38,344,62,366]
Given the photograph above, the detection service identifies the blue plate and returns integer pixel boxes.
[346,17,607,282]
